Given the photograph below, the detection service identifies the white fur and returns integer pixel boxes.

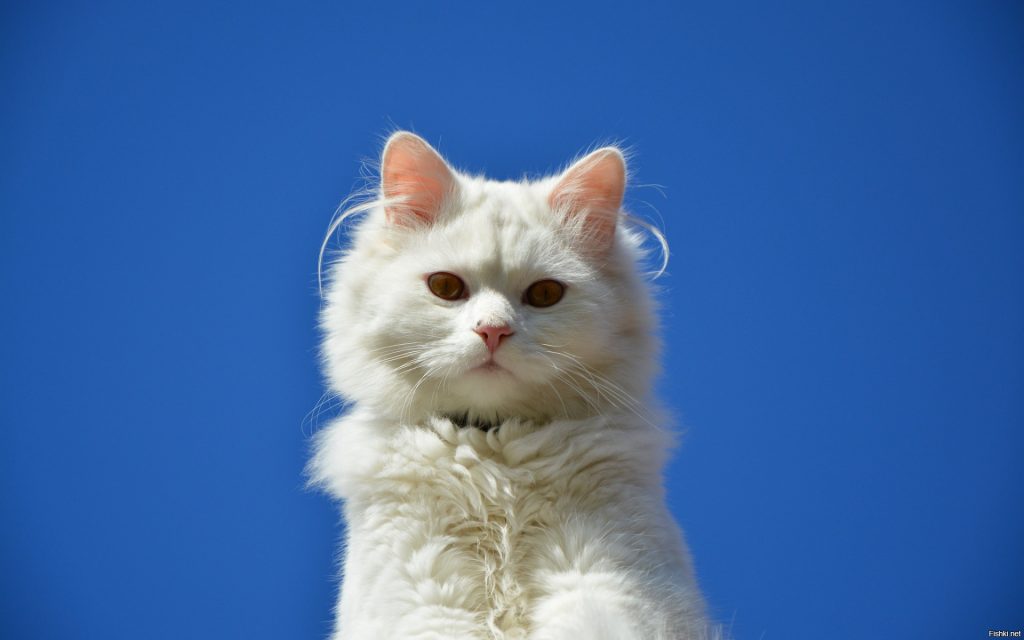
[311,133,714,639]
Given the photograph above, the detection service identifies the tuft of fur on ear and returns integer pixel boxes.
[381,132,457,226]
[548,147,627,255]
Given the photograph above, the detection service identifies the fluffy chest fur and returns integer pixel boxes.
[311,411,703,640]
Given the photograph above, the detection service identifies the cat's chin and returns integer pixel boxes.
[456,365,519,397]
[429,368,548,426]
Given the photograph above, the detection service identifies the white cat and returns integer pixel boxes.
[310,132,714,639]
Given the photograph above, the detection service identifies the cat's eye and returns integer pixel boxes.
[523,279,565,308]
[427,272,466,301]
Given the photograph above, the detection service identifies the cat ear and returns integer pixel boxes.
[548,147,626,254]
[380,132,456,226]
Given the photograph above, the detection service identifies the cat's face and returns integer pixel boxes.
[321,133,657,426]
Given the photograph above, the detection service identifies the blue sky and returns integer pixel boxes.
[2,1,1022,638]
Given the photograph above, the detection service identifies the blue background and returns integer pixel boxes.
[2,1,1021,638]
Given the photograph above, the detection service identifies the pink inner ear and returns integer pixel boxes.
[548,148,626,254]
[381,133,455,226]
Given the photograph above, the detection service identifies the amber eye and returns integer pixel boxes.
[427,272,466,300]
[523,279,565,308]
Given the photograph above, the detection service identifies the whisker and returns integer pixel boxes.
[540,348,657,428]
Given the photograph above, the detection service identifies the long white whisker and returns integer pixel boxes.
[544,380,570,420]
[542,355,602,417]
[542,349,643,409]
[541,349,656,428]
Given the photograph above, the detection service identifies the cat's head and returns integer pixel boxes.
[321,132,660,427]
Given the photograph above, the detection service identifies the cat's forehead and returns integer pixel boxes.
[458,177,551,222]
[418,178,581,281]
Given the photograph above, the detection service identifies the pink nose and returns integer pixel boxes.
[475,324,514,353]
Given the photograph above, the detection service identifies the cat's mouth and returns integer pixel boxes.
[470,356,512,375]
